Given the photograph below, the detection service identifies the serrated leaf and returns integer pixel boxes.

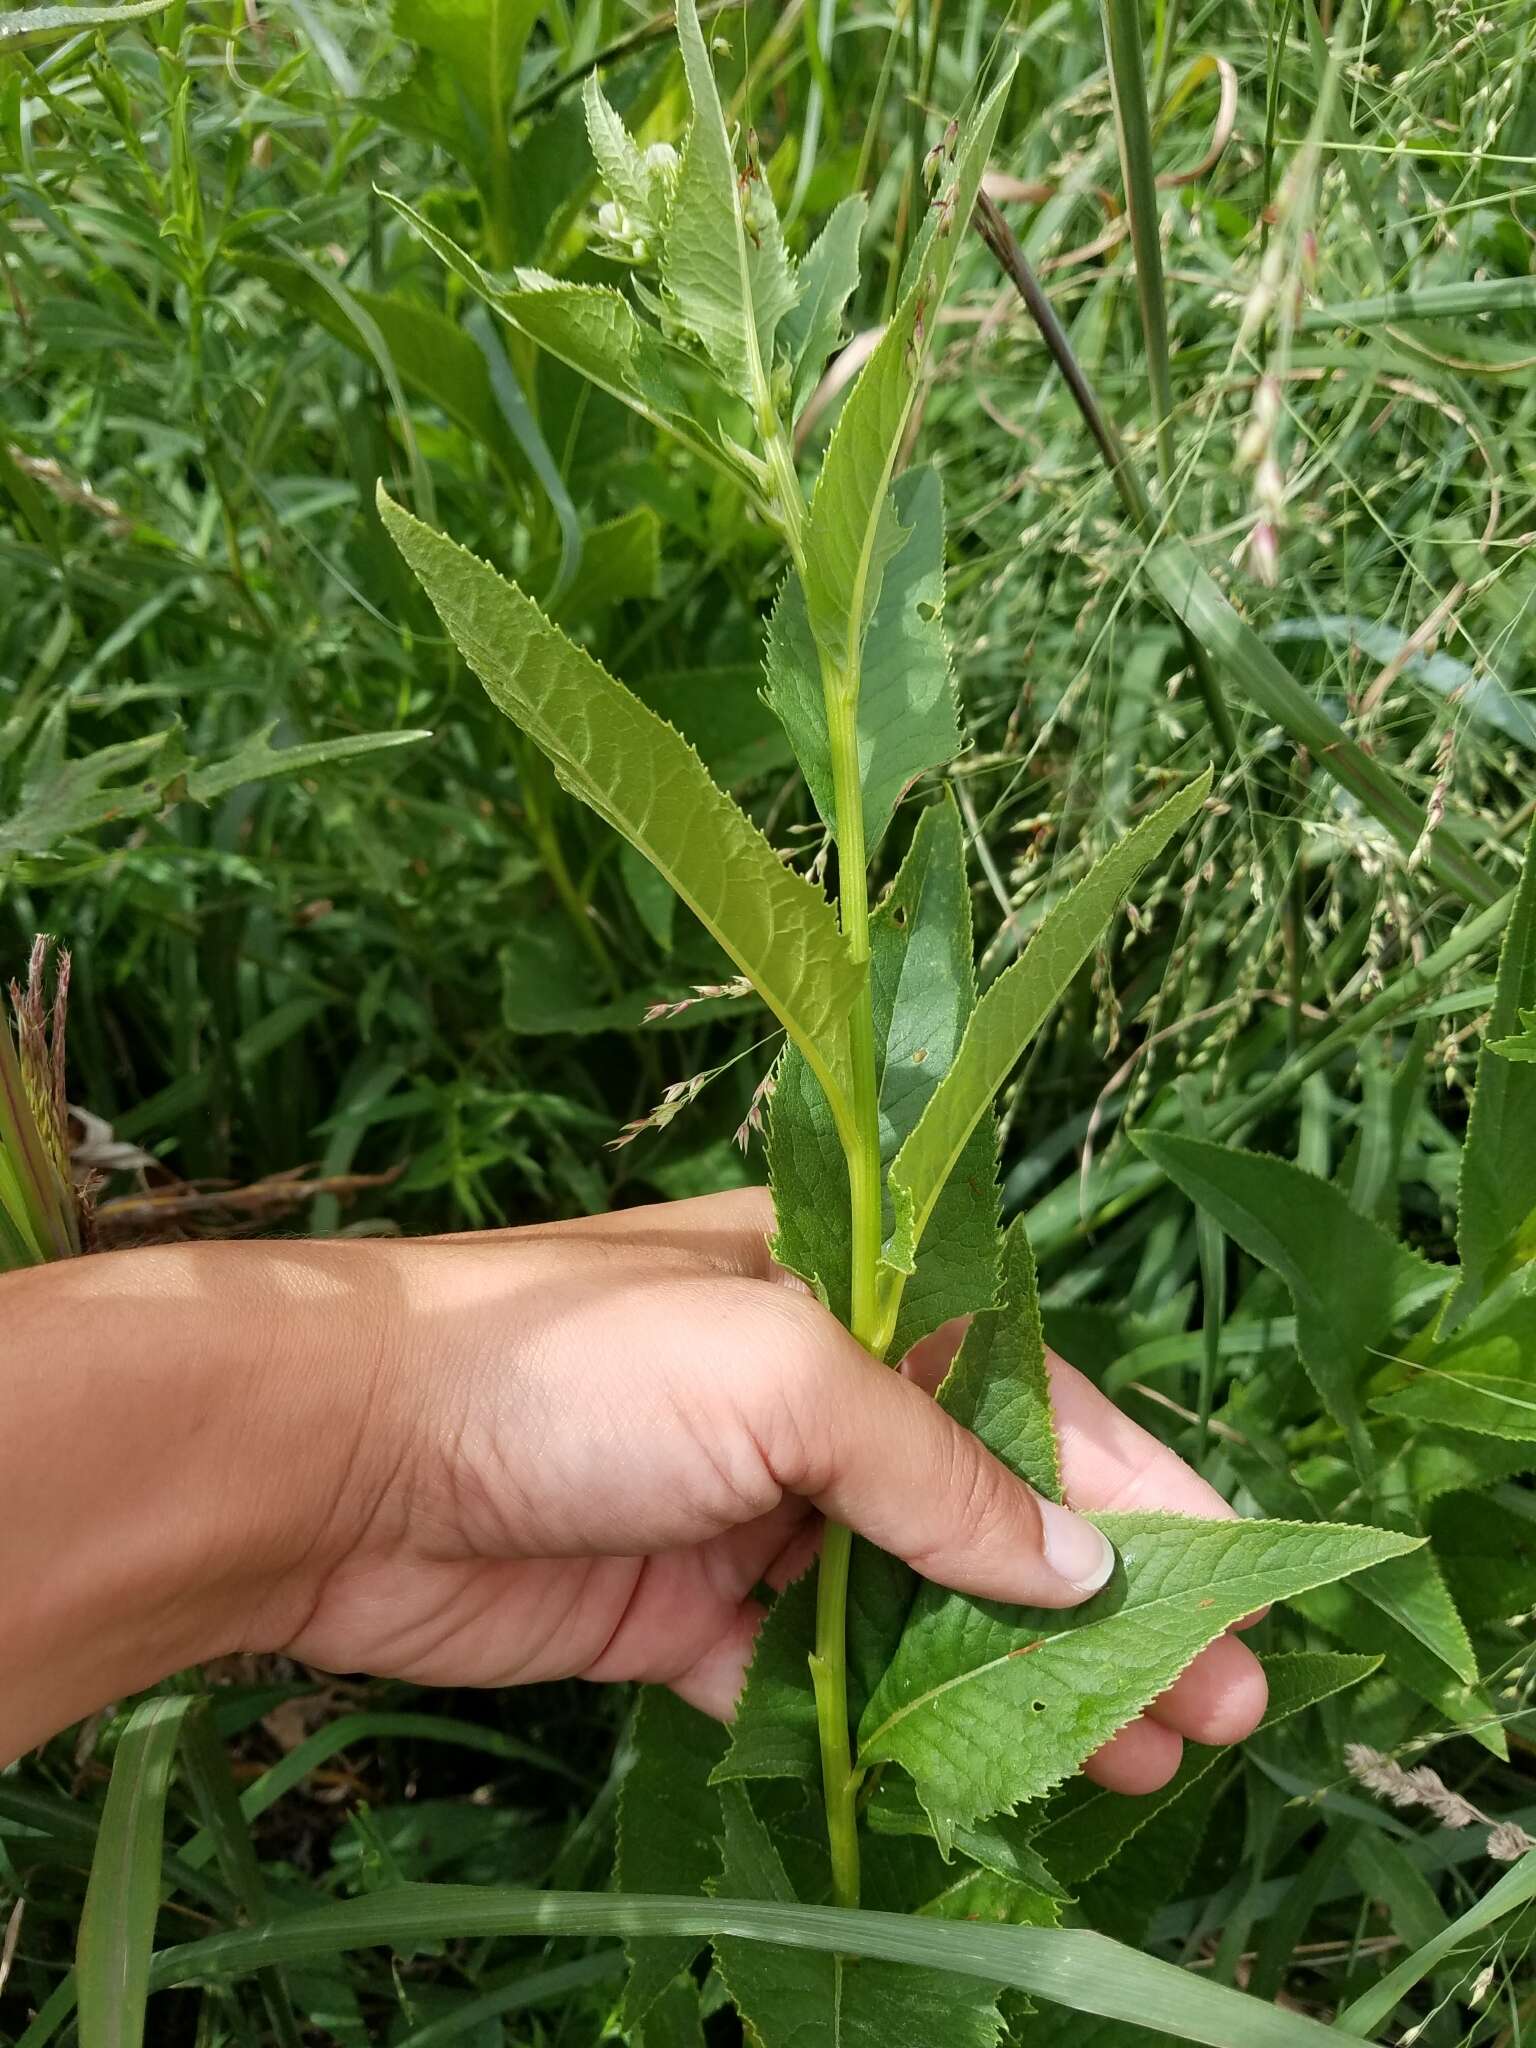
[380,490,859,1118]
[1353,1545,1478,1684]
[864,1778,1064,1903]
[712,1784,1003,2048]
[616,1689,728,2026]
[937,1220,1057,1501]
[1138,1131,1451,1465]
[659,0,797,405]
[1030,1651,1380,1889]
[1374,1267,1536,1438]
[582,72,660,233]
[766,467,961,858]
[857,1515,1420,1840]
[638,1975,707,2048]
[769,794,1000,1353]
[802,69,1012,675]
[1451,816,1536,1322]
[886,771,1210,1293]
[780,196,866,419]
[381,194,692,432]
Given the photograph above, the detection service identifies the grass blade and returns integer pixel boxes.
[77,1695,196,2048]
[148,1884,1380,2048]
[1334,1849,1536,2036]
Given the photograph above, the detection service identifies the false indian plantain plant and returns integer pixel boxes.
[379,10,1414,2040]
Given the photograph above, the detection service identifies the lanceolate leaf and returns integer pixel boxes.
[937,1221,1057,1501]
[769,795,1000,1350]
[582,73,660,233]
[886,771,1211,1294]
[616,1690,727,2026]
[1449,814,1536,1324]
[78,1694,197,2048]
[1138,1131,1451,1464]
[380,491,860,1120]
[711,1785,1004,2048]
[380,195,693,438]
[659,0,798,405]
[802,68,1013,675]
[780,196,867,419]
[766,467,962,859]
[857,1516,1419,1841]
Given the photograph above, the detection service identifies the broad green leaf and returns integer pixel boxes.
[1450,815,1536,1323]
[637,1974,707,2048]
[234,255,528,482]
[887,771,1211,1292]
[865,1777,1059,1883]
[937,1220,1057,1501]
[766,467,962,858]
[711,1571,821,1787]
[1138,1131,1451,1463]
[0,0,169,49]
[616,1690,727,2026]
[78,1694,197,2048]
[379,491,860,1118]
[1295,1579,1507,1757]
[769,794,1000,1352]
[802,68,1012,675]
[381,196,693,438]
[659,0,797,405]
[1352,1545,1478,1684]
[1030,1651,1378,1890]
[1374,1267,1536,1438]
[780,195,866,419]
[711,1785,1004,2048]
[148,1881,1377,2047]
[392,0,538,114]
[858,1515,1419,1841]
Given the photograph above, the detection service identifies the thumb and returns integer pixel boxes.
[762,1292,1116,1608]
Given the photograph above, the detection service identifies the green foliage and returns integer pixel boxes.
[8,0,1536,2041]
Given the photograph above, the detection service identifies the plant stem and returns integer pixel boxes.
[757,412,879,1914]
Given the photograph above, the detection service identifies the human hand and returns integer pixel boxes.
[3,1188,1264,1790]
[278,1187,1265,1793]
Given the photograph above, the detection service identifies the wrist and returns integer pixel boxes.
[0,1239,413,1758]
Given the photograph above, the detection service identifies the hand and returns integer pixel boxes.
[281,1188,1266,1794]
[2,1189,1264,1792]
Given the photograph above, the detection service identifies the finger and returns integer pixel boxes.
[902,1315,971,1395]
[754,1291,1116,1608]
[1146,1632,1268,1745]
[1049,1355,1269,1629]
[1081,1716,1184,1795]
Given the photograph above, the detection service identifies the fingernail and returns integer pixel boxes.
[1039,1500,1116,1595]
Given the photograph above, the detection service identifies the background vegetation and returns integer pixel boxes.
[2,0,1535,2039]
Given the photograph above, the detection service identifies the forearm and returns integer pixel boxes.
[0,1241,401,1763]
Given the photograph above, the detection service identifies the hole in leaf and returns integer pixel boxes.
[1031,1700,1046,1713]
[892,905,908,927]
[912,1047,929,1064]
[916,600,938,621]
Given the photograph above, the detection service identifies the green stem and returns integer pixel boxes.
[757,412,879,1913]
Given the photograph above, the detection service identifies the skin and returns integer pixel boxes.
[1,1187,1265,1786]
